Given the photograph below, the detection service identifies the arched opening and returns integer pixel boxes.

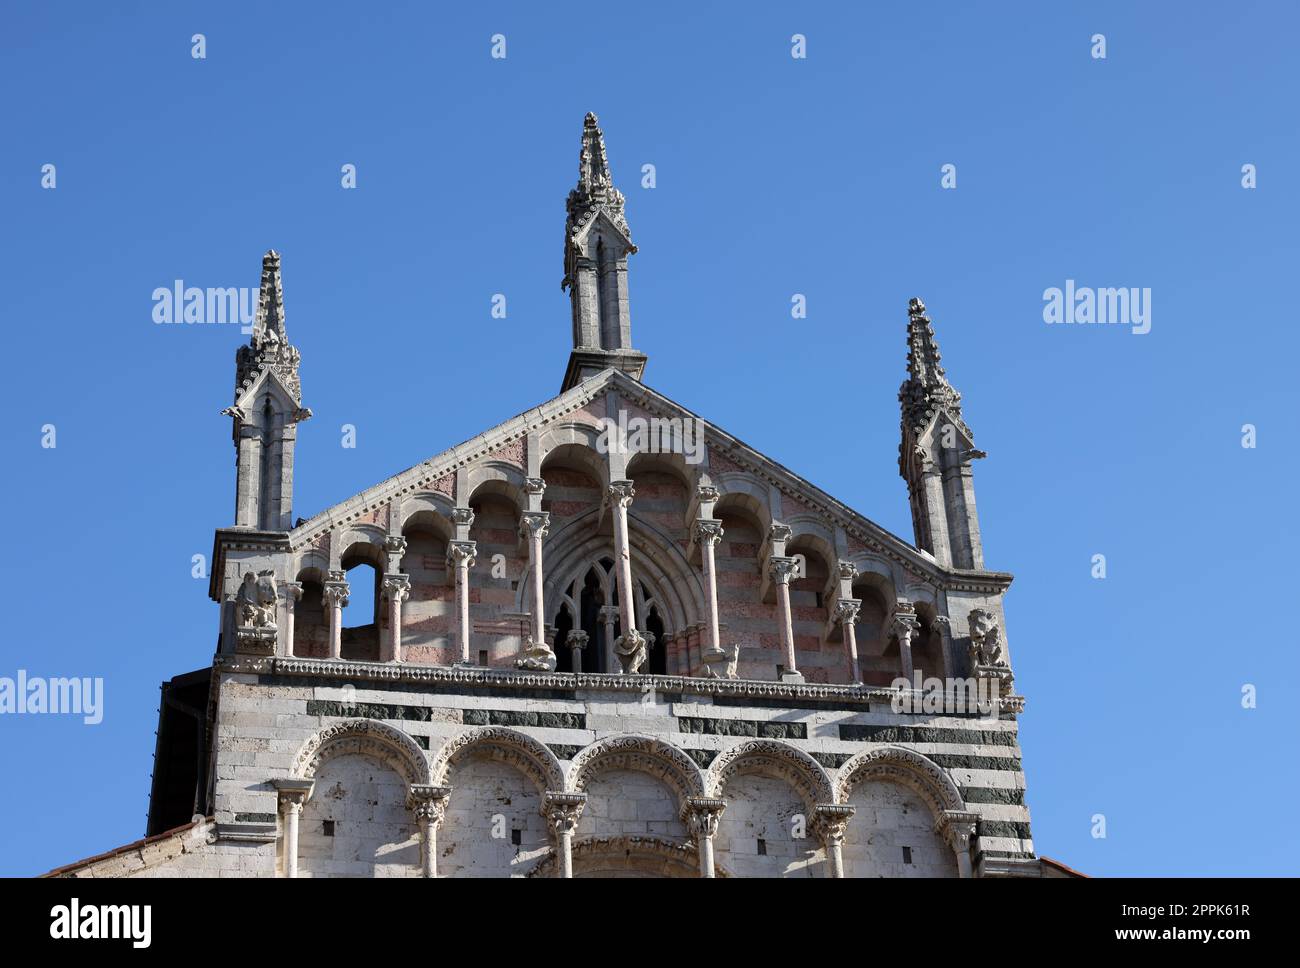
[852,578,894,686]
[787,537,833,683]
[400,514,452,664]
[842,779,958,878]
[297,753,418,877]
[340,544,383,662]
[292,567,328,658]
[645,603,666,675]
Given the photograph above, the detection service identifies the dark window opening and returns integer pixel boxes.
[757,838,767,856]
[902,846,913,865]
[511,828,522,846]
[322,820,335,837]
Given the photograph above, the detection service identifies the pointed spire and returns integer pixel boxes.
[253,250,287,347]
[564,113,633,291]
[899,297,965,436]
[559,113,645,391]
[235,250,302,405]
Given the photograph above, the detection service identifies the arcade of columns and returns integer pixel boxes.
[277,475,959,685]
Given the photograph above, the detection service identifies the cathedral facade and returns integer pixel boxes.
[51,114,1050,879]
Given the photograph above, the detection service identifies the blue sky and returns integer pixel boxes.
[1,1,1296,876]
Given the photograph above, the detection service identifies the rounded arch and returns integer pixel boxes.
[835,745,965,818]
[537,430,609,490]
[568,735,706,806]
[466,462,529,513]
[399,494,454,539]
[625,449,694,494]
[431,726,566,794]
[786,515,838,576]
[291,719,431,786]
[336,526,387,568]
[707,739,835,815]
[712,472,773,534]
[527,835,731,878]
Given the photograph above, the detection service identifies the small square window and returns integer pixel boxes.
[511,829,522,846]
[322,820,335,837]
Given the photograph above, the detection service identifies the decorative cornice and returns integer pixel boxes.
[213,653,1025,712]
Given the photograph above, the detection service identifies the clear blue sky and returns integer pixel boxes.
[1,2,1296,877]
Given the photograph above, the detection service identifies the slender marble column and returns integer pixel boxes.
[322,571,349,660]
[891,602,920,685]
[272,779,314,879]
[599,605,619,675]
[447,541,477,664]
[814,804,854,879]
[408,785,451,878]
[834,599,862,684]
[608,481,638,637]
[381,575,411,662]
[693,520,725,665]
[567,630,589,673]
[940,810,979,879]
[769,556,801,681]
[281,581,303,658]
[684,798,726,878]
[520,512,551,648]
[544,792,586,878]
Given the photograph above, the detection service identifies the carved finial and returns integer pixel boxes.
[898,296,968,445]
[254,250,287,347]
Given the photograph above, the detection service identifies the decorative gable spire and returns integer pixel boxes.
[897,298,985,570]
[899,297,968,442]
[235,250,303,405]
[227,250,310,532]
[560,113,646,392]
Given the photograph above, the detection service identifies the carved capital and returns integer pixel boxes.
[813,803,855,846]
[542,791,587,835]
[937,809,979,852]
[322,579,350,609]
[682,797,727,840]
[451,507,475,530]
[607,480,635,508]
[833,598,862,626]
[566,630,590,651]
[599,605,620,624]
[272,778,314,810]
[381,574,411,602]
[447,540,477,571]
[384,535,408,557]
[889,601,919,641]
[519,511,551,541]
[838,560,859,582]
[524,477,547,497]
[696,484,720,504]
[932,615,952,637]
[407,784,452,827]
[692,518,725,546]
[768,556,799,585]
[280,581,304,604]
